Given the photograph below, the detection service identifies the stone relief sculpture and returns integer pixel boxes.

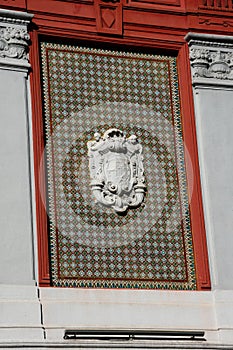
[0,26,30,60]
[190,48,233,80]
[87,128,146,213]
[186,34,233,81]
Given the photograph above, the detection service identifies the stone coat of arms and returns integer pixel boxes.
[87,129,146,213]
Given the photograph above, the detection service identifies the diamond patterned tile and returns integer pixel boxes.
[41,43,196,290]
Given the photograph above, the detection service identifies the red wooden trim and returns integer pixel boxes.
[25,0,233,38]
[125,0,185,12]
[177,44,211,290]
[27,4,211,290]
[0,0,26,11]
[185,0,198,11]
[29,30,50,286]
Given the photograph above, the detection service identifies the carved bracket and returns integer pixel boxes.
[186,33,233,84]
[0,26,30,60]
[94,0,123,35]
[190,48,233,80]
[0,10,33,69]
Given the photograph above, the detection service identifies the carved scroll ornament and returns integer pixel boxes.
[87,129,146,214]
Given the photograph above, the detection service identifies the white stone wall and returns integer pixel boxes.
[0,11,233,348]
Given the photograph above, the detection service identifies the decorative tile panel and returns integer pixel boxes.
[41,42,197,289]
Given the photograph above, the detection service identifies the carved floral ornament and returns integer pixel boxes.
[189,45,233,80]
[0,26,30,60]
[87,129,146,214]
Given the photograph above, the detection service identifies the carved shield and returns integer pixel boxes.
[104,153,131,195]
[87,128,146,213]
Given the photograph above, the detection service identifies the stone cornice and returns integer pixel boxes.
[0,9,33,25]
[0,10,33,70]
[185,33,233,87]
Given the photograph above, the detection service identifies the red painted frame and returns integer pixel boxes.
[23,0,213,289]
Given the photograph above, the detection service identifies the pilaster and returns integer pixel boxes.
[0,8,43,341]
[0,8,35,285]
[186,32,233,344]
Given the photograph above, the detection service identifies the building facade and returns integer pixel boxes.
[0,0,233,348]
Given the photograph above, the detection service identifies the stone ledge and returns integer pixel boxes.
[0,340,233,349]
